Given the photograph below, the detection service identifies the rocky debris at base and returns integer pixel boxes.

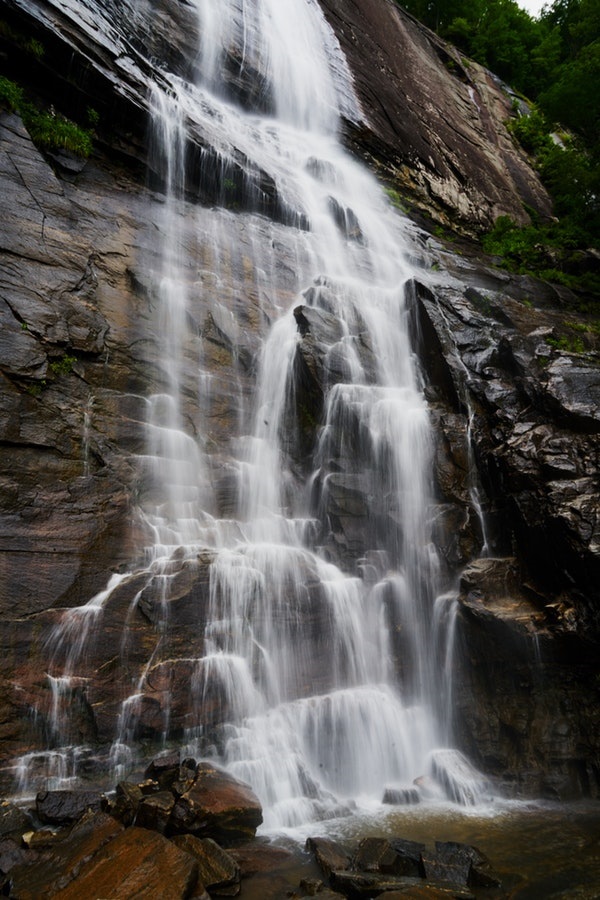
[0,763,509,900]
[303,834,502,899]
[0,755,263,898]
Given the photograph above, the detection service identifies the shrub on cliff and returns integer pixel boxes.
[0,75,93,157]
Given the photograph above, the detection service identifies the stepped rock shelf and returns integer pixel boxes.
[0,0,598,848]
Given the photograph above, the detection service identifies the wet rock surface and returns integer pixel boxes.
[406,271,600,796]
[168,762,263,845]
[36,789,104,825]
[2,754,600,898]
[1,757,261,897]
[306,832,499,899]
[0,759,501,899]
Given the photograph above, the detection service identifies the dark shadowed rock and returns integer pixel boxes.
[306,836,351,878]
[307,892,346,900]
[352,837,398,873]
[389,839,427,877]
[419,842,501,893]
[421,848,470,887]
[300,876,326,896]
[331,870,477,898]
[36,789,104,825]
[0,801,31,838]
[136,791,176,835]
[374,887,475,899]
[0,837,29,875]
[110,781,146,826]
[144,752,183,790]
[435,842,501,889]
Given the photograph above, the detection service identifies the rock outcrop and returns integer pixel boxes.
[405,263,600,797]
[320,0,553,234]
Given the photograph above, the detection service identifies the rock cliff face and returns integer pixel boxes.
[319,0,553,234]
[0,0,598,800]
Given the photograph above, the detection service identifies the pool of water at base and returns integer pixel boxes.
[243,800,600,900]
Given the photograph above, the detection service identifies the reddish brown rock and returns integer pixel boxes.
[228,841,294,876]
[170,763,263,845]
[171,835,240,894]
[6,811,123,898]
[51,826,198,899]
[306,837,351,879]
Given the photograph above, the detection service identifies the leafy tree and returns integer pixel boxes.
[539,39,600,145]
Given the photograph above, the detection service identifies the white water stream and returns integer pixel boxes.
[14,0,490,826]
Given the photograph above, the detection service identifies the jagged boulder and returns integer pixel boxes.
[50,826,199,900]
[36,790,104,826]
[171,835,241,896]
[5,811,123,898]
[169,763,263,845]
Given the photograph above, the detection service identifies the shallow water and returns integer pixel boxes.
[242,801,600,899]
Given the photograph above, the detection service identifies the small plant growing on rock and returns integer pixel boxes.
[546,334,585,353]
[383,186,406,211]
[26,381,45,397]
[25,38,44,59]
[0,76,93,157]
[26,110,93,157]
[0,75,24,111]
[49,354,77,376]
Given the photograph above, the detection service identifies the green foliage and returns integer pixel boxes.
[546,333,585,352]
[539,39,600,145]
[86,107,100,128]
[0,75,24,111]
[433,223,456,243]
[0,76,93,157]
[507,105,554,157]
[482,214,600,297]
[25,38,44,59]
[397,0,600,151]
[397,0,600,301]
[0,19,45,58]
[26,109,93,157]
[49,354,77,376]
[384,186,406,210]
[540,142,600,233]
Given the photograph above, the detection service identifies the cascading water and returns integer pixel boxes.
[13,0,490,823]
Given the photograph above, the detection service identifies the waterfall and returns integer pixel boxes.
[12,0,490,821]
